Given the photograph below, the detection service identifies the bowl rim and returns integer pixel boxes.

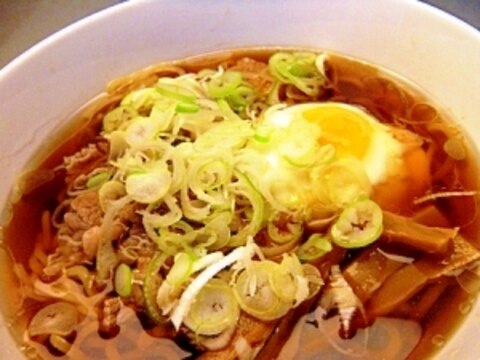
[1,0,479,78]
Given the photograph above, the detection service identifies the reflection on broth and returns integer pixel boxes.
[2,49,480,360]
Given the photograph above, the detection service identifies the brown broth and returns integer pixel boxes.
[1,48,480,359]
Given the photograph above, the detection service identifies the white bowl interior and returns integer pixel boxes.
[1,0,479,358]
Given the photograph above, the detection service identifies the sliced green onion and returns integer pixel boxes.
[302,263,323,299]
[125,168,171,204]
[311,158,372,212]
[188,156,233,206]
[86,171,111,189]
[269,262,297,303]
[121,88,162,112]
[253,124,273,143]
[268,52,326,97]
[166,252,194,286]
[170,240,258,330]
[125,117,159,146]
[233,261,291,321]
[98,180,126,212]
[267,211,303,244]
[143,253,169,324]
[217,98,243,122]
[207,71,256,113]
[114,263,133,297]
[275,254,310,306]
[156,83,197,103]
[204,211,233,250]
[103,105,138,133]
[207,71,243,98]
[141,195,183,230]
[227,85,256,111]
[194,118,254,153]
[330,198,383,249]
[229,172,265,246]
[175,102,200,113]
[296,234,333,262]
[184,278,239,336]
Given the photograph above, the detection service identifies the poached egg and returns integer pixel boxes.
[257,102,431,213]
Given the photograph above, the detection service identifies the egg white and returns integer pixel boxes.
[263,102,405,186]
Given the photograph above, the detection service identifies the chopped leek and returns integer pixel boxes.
[269,262,297,303]
[166,252,194,286]
[98,180,126,212]
[156,83,197,103]
[170,239,258,330]
[103,105,138,133]
[175,102,200,113]
[302,263,323,298]
[207,71,243,98]
[267,211,303,244]
[276,254,310,306]
[184,278,239,336]
[253,124,273,143]
[268,52,326,97]
[121,88,162,113]
[125,117,159,146]
[310,158,372,213]
[141,195,183,229]
[114,263,133,297]
[296,234,333,262]
[125,168,171,204]
[86,171,111,189]
[229,172,265,246]
[330,198,383,248]
[233,260,291,320]
[206,71,256,112]
[93,52,396,337]
[143,253,169,324]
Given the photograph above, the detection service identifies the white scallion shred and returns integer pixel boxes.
[377,248,415,264]
[170,239,259,330]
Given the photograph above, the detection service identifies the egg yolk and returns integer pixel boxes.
[302,104,431,213]
[303,106,372,160]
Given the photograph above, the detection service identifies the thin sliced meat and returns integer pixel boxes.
[64,142,108,182]
[64,191,103,232]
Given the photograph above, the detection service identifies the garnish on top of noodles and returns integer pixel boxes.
[89,51,425,333]
[24,51,450,356]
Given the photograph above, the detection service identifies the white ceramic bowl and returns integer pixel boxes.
[1,0,479,358]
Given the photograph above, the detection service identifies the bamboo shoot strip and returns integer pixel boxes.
[381,211,457,254]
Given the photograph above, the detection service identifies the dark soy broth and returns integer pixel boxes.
[1,48,479,360]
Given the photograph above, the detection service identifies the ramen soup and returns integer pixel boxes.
[2,49,480,360]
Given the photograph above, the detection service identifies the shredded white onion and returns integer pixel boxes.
[170,239,258,329]
[377,248,415,264]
